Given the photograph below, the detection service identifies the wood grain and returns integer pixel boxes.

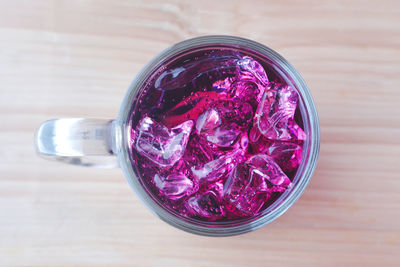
[1,0,399,266]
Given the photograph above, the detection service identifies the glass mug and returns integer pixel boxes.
[35,36,320,236]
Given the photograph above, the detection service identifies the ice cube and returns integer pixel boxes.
[203,123,242,147]
[191,149,244,183]
[185,190,225,220]
[153,173,194,200]
[231,80,265,109]
[226,56,268,108]
[227,190,270,217]
[195,108,221,133]
[224,163,268,196]
[254,83,306,141]
[196,100,253,147]
[135,117,193,167]
[223,163,270,216]
[247,154,292,188]
[223,154,291,216]
[267,142,303,175]
[237,56,269,85]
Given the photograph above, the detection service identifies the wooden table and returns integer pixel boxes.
[1,1,399,266]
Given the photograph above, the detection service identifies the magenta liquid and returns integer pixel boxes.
[129,47,306,221]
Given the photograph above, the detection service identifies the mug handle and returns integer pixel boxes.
[34,118,119,168]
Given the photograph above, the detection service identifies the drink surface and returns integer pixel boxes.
[129,47,306,221]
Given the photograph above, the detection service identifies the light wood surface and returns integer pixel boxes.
[1,0,400,266]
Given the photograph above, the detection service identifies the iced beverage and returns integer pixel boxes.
[129,48,306,221]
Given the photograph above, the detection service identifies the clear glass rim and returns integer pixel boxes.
[116,35,320,236]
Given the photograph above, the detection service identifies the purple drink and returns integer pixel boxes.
[129,48,306,221]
